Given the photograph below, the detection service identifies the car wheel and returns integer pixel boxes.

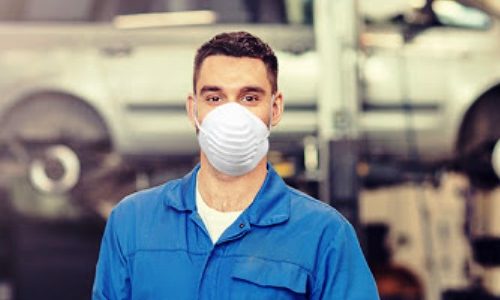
[456,91,500,189]
[0,93,124,219]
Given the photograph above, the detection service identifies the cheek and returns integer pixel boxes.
[195,105,214,123]
[248,107,271,126]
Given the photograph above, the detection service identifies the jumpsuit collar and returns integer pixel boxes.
[163,163,290,227]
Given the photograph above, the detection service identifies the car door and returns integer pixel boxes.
[97,27,198,156]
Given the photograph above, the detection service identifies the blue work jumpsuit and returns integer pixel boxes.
[93,164,379,299]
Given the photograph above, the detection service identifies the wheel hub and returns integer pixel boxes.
[29,145,81,194]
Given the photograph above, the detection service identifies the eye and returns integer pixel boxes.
[241,94,259,102]
[206,95,222,102]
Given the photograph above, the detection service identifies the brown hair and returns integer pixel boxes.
[193,31,278,93]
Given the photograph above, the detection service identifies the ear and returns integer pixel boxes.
[271,91,284,127]
[186,93,196,128]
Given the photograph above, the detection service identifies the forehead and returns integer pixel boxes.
[196,55,271,93]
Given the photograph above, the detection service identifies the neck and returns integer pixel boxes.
[197,153,268,212]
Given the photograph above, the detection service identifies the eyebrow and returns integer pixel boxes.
[240,86,266,95]
[199,85,222,95]
[198,85,267,96]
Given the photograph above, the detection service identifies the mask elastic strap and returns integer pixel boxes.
[267,94,275,132]
[193,96,207,135]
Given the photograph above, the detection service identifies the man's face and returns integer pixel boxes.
[188,55,283,128]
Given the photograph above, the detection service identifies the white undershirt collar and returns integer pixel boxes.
[195,175,243,244]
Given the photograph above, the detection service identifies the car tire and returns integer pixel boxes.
[456,91,500,189]
[0,93,117,218]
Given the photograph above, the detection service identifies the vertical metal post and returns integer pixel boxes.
[314,0,361,227]
[328,139,360,226]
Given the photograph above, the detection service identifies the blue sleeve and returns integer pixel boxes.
[311,222,380,300]
[92,209,131,300]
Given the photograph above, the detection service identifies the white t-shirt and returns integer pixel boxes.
[196,178,243,244]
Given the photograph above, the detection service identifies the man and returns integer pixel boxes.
[93,31,379,300]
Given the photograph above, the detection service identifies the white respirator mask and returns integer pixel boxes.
[194,97,274,177]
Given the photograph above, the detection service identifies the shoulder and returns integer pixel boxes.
[102,179,183,254]
[284,185,358,250]
[110,178,181,221]
[287,186,349,228]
